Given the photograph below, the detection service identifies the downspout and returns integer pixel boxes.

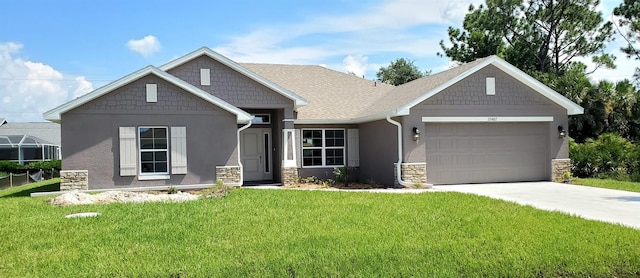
[386,115,412,187]
[237,121,252,186]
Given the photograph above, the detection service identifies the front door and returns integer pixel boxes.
[240,128,272,181]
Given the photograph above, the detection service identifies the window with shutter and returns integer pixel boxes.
[171,126,187,174]
[347,129,359,167]
[119,127,137,176]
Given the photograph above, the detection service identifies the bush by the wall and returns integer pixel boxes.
[0,161,22,172]
[569,133,639,180]
[23,160,61,171]
[0,160,62,172]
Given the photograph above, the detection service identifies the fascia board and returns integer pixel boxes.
[396,58,496,113]
[43,66,252,124]
[490,60,584,115]
[43,66,158,121]
[395,56,584,116]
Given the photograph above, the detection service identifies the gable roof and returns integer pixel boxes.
[0,118,6,126]
[159,47,309,108]
[357,55,583,121]
[43,66,252,124]
[241,63,394,122]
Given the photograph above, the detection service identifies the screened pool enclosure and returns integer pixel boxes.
[0,135,60,164]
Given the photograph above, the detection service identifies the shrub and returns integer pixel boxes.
[570,133,637,180]
[0,161,22,172]
[23,160,61,171]
[333,166,351,187]
[0,160,62,172]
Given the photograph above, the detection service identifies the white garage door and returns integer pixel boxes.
[426,123,549,184]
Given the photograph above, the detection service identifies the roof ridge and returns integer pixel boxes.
[241,63,392,86]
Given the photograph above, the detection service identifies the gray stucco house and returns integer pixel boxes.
[44,47,582,190]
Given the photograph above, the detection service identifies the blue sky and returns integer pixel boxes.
[0,0,635,122]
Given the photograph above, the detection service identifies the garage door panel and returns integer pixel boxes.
[426,123,549,185]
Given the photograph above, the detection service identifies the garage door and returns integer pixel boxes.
[426,123,549,184]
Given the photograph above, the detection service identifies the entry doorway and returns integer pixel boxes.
[240,128,273,181]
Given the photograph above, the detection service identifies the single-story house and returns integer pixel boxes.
[44,47,582,190]
[0,121,61,164]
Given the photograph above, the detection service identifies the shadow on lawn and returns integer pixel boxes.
[0,182,60,198]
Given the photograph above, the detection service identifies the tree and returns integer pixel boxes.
[613,0,640,83]
[439,0,614,75]
[376,58,429,86]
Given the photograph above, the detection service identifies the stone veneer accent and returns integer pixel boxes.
[215,166,241,185]
[393,163,428,187]
[60,170,89,191]
[552,159,571,182]
[282,167,298,186]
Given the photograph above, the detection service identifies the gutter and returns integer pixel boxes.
[385,115,412,187]
[236,121,252,186]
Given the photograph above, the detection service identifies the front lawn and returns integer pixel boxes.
[573,178,640,193]
[1,180,639,277]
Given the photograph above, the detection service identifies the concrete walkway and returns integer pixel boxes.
[435,182,640,229]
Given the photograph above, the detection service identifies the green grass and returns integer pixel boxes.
[1,180,639,277]
[0,178,60,197]
[573,178,640,193]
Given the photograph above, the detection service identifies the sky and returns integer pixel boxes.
[0,0,636,122]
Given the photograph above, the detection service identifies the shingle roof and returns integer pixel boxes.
[241,63,394,121]
[359,57,492,117]
[0,122,61,146]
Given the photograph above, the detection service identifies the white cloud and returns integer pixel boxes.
[0,42,93,122]
[72,76,93,98]
[342,55,368,77]
[213,0,481,76]
[126,35,161,57]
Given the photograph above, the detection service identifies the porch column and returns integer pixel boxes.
[282,128,298,185]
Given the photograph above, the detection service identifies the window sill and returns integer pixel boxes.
[138,174,170,181]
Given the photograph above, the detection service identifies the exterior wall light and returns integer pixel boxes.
[558,125,566,138]
[412,127,420,141]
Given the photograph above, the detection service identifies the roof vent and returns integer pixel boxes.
[486,77,495,95]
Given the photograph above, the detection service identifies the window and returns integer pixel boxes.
[139,127,168,174]
[120,126,187,178]
[302,129,344,167]
[251,114,271,124]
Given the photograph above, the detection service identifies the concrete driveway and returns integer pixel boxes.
[435,182,640,229]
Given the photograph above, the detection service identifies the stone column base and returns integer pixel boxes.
[60,170,89,191]
[216,166,241,186]
[282,167,298,186]
[393,163,427,187]
[552,159,571,182]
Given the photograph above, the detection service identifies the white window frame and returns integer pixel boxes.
[301,128,345,168]
[138,126,170,180]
